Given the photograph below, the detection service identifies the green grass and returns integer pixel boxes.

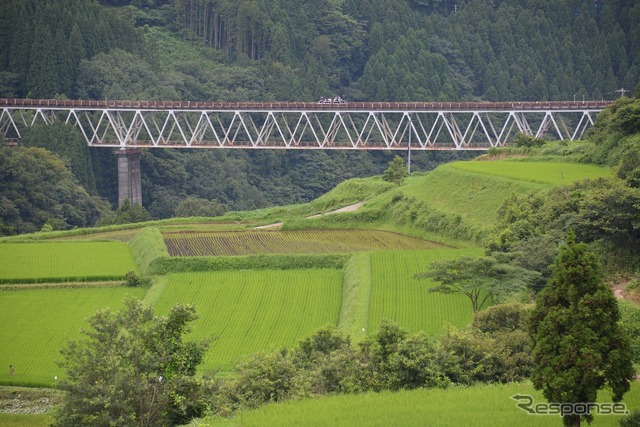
[400,164,551,226]
[0,287,146,386]
[338,252,372,342]
[368,248,484,334]
[0,413,52,427]
[128,227,169,274]
[198,381,640,427]
[449,160,611,185]
[163,230,445,257]
[152,270,343,373]
[0,241,138,282]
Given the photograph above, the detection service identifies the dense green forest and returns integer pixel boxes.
[0,0,639,233]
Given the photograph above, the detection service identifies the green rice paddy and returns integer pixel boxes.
[450,160,611,185]
[368,248,484,334]
[0,287,146,386]
[0,241,138,282]
[163,229,445,257]
[200,381,640,427]
[152,270,343,372]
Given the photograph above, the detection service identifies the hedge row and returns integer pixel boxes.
[0,275,126,285]
[149,253,350,275]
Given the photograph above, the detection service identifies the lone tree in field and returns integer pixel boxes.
[529,233,634,427]
[414,256,539,312]
[383,155,408,185]
[53,299,211,427]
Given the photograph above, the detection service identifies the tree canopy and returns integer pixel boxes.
[382,155,408,186]
[0,144,104,235]
[529,233,634,426]
[54,298,211,427]
[414,256,540,312]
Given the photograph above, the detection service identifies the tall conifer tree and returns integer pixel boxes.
[529,233,634,427]
[26,16,58,97]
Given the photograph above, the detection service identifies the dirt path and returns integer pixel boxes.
[253,222,284,230]
[611,280,640,304]
[253,202,364,230]
[306,202,364,218]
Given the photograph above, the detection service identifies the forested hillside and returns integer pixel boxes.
[0,0,639,233]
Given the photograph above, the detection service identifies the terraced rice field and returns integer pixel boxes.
[0,242,138,283]
[163,229,444,257]
[0,287,146,386]
[450,161,611,185]
[368,248,483,334]
[152,270,343,372]
[201,381,640,427]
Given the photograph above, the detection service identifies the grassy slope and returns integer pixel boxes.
[278,160,610,248]
[401,163,551,226]
[200,381,640,427]
[392,160,610,227]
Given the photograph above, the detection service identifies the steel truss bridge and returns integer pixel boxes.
[0,98,612,150]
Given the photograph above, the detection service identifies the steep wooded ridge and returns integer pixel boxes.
[0,0,638,234]
[2,0,638,101]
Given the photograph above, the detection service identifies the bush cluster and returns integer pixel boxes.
[211,304,533,416]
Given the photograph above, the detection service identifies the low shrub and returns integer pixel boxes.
[149,253,350,275]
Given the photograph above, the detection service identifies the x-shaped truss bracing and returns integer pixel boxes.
[0,106,603,150]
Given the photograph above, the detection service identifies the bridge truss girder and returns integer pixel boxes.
[0,106,600,150]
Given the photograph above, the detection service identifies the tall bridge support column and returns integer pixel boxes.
[114,148,142,207]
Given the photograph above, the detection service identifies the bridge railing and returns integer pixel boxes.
[0,98,614,111]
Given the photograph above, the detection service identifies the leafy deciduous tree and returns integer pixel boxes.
[382,155,408,186]
[415,256,540,312]
[54,299,210,427]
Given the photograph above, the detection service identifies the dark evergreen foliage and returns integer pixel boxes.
[1,0,639,222]
[0,145,104,235]
[529,233,634,426]
[0,0,143,98]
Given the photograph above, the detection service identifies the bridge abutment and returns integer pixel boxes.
[114,148,142,207]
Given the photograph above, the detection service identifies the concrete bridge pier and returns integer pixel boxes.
[114,148,142,207]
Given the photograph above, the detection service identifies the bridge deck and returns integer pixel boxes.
[0,98,613,111]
